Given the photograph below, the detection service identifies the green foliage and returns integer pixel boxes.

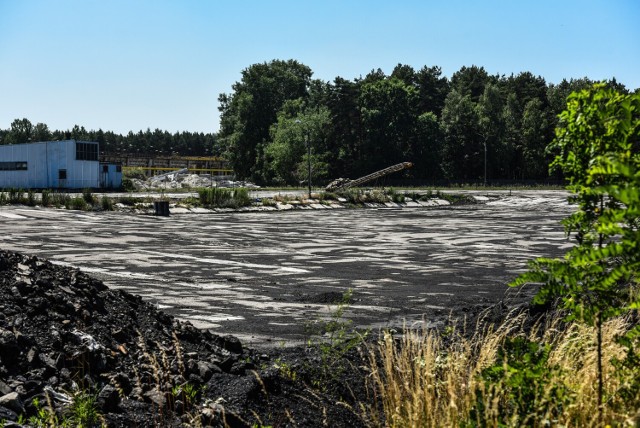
[476,337,568,425]
[116,195,145,206]
[67,197,89,211]
[120,178,135,192]
[217,59,313,181]
[8,188,23,204]
[172,383,203,411]
[26,189,36,206]
[66,392,100,427]
[510,84,640,414]
[41,189,51,207]
[82,188,95,205]
[387,188,405,203]
[28,397,59,428]
[51,192,70,208]
[305,289,367,389]
[100,196,114,211]
[197,187,253,208]
[123,167,147,180]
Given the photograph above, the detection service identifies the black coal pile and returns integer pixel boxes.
[0,250,369,427]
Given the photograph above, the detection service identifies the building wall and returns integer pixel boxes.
[0,140,101,188]
[100,164,123,189]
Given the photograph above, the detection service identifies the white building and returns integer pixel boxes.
[0,140,122,189]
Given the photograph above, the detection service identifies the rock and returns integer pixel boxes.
[97,384,120,412]
[196,361,220,382]
[220,335,243,354]
[0,328,19,365]
[0,392,24,415]
[0,405,18,423]
[143,388,166,408]
[0,380,12,395]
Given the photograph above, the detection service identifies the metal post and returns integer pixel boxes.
[307,135,311,199]
[484,141,487,187]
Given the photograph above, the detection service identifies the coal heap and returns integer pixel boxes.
[0,250,366,427]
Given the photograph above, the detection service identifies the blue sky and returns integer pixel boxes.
[1,0,638,135]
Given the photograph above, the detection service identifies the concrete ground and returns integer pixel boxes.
[0,190,573,347]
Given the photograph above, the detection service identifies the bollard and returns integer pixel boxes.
[154,200,170,216]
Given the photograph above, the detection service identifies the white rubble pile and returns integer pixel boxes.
[130,172,260,190]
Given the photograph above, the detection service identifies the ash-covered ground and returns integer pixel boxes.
[0,191,574,426]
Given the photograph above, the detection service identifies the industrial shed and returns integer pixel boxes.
[0,140,122,189]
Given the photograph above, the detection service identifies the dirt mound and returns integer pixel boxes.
[0,250,368,427]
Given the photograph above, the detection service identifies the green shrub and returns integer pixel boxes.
[121,178,135,192]
[41,189,51,207]
[123,167,147,180]
[232,187,252,207]
[197,187,252,208]
[82,188,95,205]
[51,192,70,208]
[8,188,23,204]
[26,190,36,206]
[117,196,145,206]
[100,196,114,211]
[67,197,88,211]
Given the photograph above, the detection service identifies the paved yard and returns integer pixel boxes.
[0,190,573,347]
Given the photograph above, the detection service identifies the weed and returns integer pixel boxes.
[41,189,51,207]
[100,196,114,211]
[261,197,277,207]
[66,391,100,427]
[8,188,23,204]
[116,196,146,206]
[82,188,95,205]
[67,197,89,211]
[272,358,298,381]
[387,188,405,203]
[367,311,637,428]
[27,189,36,206]
[305,289,367,389]
[197,187,253,208]
[28,396,59,428]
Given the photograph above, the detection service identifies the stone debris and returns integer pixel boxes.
[130,172,260,190]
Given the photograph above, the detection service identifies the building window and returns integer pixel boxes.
[102,165,109,173]
[76,142,98,161]
[0,161,28,171]
[59,169,67,180]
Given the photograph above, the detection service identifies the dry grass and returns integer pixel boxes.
[367,311,639,427]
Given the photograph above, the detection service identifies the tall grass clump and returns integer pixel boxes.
[41,189,51,207]
[367,312,637,427]
[66,196,89,211]
[8,188,23,204]
[197,187,252,208]
[82,188,96,205]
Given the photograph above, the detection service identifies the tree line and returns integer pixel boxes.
[2,59,635,185]
[218,59,634,185]
[0,119,219,157]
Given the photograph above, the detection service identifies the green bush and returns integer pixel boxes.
[197,187,253,208]
[100,196,114,211]
[232,187,252,207]
[41,189,51,207]
[82,188,95,205]
[67,197,88,211]
[121,178,135,192]
[51,193,70,208]
[8,188,23,204]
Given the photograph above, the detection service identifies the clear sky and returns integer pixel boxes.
[1,0,638,135]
